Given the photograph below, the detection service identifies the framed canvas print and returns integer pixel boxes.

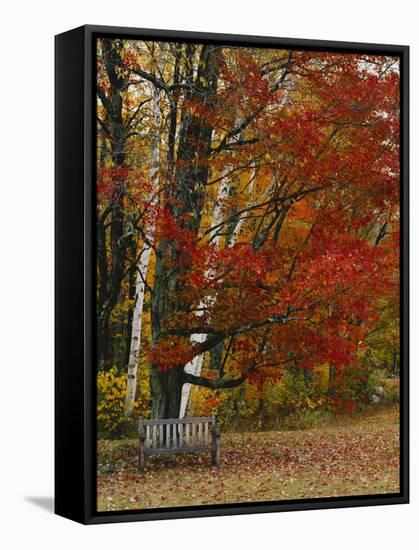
[55,25,409,524]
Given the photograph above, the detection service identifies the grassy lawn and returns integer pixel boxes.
[97,408,400,512]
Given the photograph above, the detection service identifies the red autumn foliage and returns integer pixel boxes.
[96,42,400,405]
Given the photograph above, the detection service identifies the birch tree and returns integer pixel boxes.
[179,166,256,417]
[124,77,161,415]
[179,177,231,418]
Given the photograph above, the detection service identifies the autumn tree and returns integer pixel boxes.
[96,40,400,419]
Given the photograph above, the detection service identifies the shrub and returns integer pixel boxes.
[97,368,149,439]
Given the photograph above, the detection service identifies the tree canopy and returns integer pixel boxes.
[96,39,400,421]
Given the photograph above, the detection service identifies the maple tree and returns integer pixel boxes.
[96,39,400,420]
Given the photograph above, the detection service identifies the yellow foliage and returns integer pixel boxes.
[189,384,224,417]
[97,367,151,436]
[97,369,129,433]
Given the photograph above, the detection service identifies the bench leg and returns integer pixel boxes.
[212,443,220,466]
[139,445,145,473]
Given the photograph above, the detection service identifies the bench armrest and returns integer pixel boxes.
[211,426,221,438]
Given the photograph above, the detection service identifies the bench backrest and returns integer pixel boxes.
[139,416,216,451]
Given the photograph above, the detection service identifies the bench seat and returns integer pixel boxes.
[138,415,220,471]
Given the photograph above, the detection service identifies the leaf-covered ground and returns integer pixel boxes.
[97,408,399,512]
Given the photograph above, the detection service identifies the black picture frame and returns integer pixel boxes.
[55,24,409,524]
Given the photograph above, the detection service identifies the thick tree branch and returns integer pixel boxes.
[182,372,247,389]
[97,115,111,137]
[126,97,151,127]
[132,68,176,110]
[97,86,111,113]
[210,52,293,155]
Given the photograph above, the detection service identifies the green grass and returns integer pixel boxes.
[97,407,400,512]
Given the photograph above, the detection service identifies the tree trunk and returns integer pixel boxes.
[151,364,185,419]
[179,177,231,417]
[392,348,398,376]
[179,165,255,417]
[97,38,129,368]
[124,258,137,368]
[150,45,220,418]
[124,245,153,414]
[124,79,161,415]
[327,365,336,408]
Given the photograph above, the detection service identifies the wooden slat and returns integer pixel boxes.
[143,417,212,426]
[144,446,216,455]
[139,416,220,471]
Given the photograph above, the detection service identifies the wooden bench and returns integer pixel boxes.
[138,415,220,472]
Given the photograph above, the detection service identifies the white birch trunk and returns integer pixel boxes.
[124,83,160,416]
[230,164,256,244]
[179,166,256,418]
[179,179,230,418]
